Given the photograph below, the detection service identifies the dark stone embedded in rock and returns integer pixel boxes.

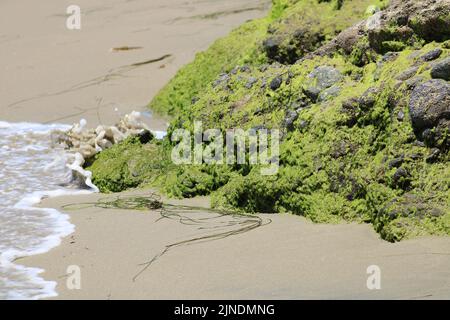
[431,57,450,81]
[422,128,436,146]
[434,119,450,149]
[262,37,281,61]
[413,140,426,147]
[420,48,442,61]
[285,71,294,85]
[270,76,283,91]
[392,167,410,190]
[409,153,423,160]
[331,141,353,159]
[284,110,298,130]
[409,79,450,132]
[388,157,404,169]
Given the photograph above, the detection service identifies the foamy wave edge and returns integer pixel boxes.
[0,121,98,300]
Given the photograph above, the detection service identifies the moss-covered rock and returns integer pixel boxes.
[91,0,450,242]
[88,137,172,192]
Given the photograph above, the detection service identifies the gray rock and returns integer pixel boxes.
[340,97,360,127]
[245,77,258,89]
[213,73,230,87]
[420,48,442,61]
[259,64,269,72]
[284,110,298,130]
[382,52,399,62]
[429,208,444,217]
[405,76,424,90]
[240,65,251,73]
[303,86,321,102]
[431,57,450,81]
[308,66,343,91]
[396,66,419,81]
[270,76,283,91]
[358,87,379,110]
[409,79,450,131]
[299,120,308,129]
[318,85,341,102]
[397,110,405,121]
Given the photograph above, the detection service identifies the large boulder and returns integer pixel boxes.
[409,79,450,132]
[431,57,450,81]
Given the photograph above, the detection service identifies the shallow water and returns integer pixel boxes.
[0,121,93,299]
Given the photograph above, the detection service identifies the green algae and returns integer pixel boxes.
[88,137,173,193]
[150,0,387,115]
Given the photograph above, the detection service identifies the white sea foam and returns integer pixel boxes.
[0,121,97,300]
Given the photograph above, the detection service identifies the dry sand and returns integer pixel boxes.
[2,0,450,300]
[0,0,270,127]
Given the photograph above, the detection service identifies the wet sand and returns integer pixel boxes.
[21,191,450,299]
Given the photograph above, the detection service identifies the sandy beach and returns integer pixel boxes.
[2,0,450,300]
[0,0,269,127]
[21,191,450,299]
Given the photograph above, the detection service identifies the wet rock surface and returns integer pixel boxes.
[431,57,450,81]
[409,79,450,132]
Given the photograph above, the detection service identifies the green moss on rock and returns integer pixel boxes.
[91,0,450,242]
[88,137,172,193]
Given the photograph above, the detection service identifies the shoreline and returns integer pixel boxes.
[0,0,271,299]
[21,191,450,299]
